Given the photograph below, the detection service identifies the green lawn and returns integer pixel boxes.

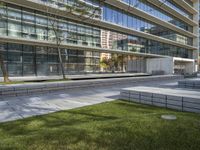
[0,100,200,150]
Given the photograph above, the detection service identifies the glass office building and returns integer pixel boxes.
[0,0,199,76]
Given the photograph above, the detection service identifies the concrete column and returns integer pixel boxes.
[185,62,195,74]
[193,0,199,71]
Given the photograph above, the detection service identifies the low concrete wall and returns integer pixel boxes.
[178,79,200,89]
[120,89,200,113]
[0,75,182,98]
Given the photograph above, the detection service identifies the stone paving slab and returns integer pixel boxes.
[0,111,23,122]
[0,77,186,123]
[0,89,120,123]
[0,75,183,98]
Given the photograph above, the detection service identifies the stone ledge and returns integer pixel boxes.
[0,75,183,98]
[120,86,200,113]
[178,78,200,89]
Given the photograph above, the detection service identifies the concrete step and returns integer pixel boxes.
[178,78,200,89]
[120,86,200,113]
[0,75,183,98]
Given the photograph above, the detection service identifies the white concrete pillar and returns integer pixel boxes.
[193,0,199,71]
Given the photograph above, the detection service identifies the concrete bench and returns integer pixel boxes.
[0,75,183,98]
[120,86,200,113]
[178,79,200,89]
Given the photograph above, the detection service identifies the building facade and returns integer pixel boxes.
[0,0,199,77]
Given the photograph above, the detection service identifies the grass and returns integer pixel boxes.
[0,100,200,150]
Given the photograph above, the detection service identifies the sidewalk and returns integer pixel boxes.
[0,77,183,123]
[0,75,182,98]
[0,87,119,123]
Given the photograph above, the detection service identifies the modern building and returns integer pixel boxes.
[0,0,199,77]
[199,1,200,71]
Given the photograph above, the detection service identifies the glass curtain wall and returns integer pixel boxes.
[122,0,192,20]
[0,42,100,76]
[0,2,194,59]
[95,0,192,32]
[103,5,193,45]
[38,0,101,19]
[1,2,193,46]
[159,0,193,18]
[101,29,193,59]
[100,53,146,73]
[184,0,193,7]
[0,3,101,48]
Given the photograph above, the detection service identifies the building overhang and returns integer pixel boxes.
[146,0,197,26]
[0,36,167,58]
[0,0,198,51]
[173,0,198,14]
[105,0,197,38]
[173,57,195,62]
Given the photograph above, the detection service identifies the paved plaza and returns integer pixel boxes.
[0,76,190,123]
[0,87,119,122]
[120,74,200,113]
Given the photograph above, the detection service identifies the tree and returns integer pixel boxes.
[0,0,107,81]
[100,57,110,71]
[47,12,66,79]
[43,0,105,79]
[0,2,10,82]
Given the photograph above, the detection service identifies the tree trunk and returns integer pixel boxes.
[57,46,66,80]
[0,53,10,82]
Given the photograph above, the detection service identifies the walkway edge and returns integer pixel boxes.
[0,75,183,98]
